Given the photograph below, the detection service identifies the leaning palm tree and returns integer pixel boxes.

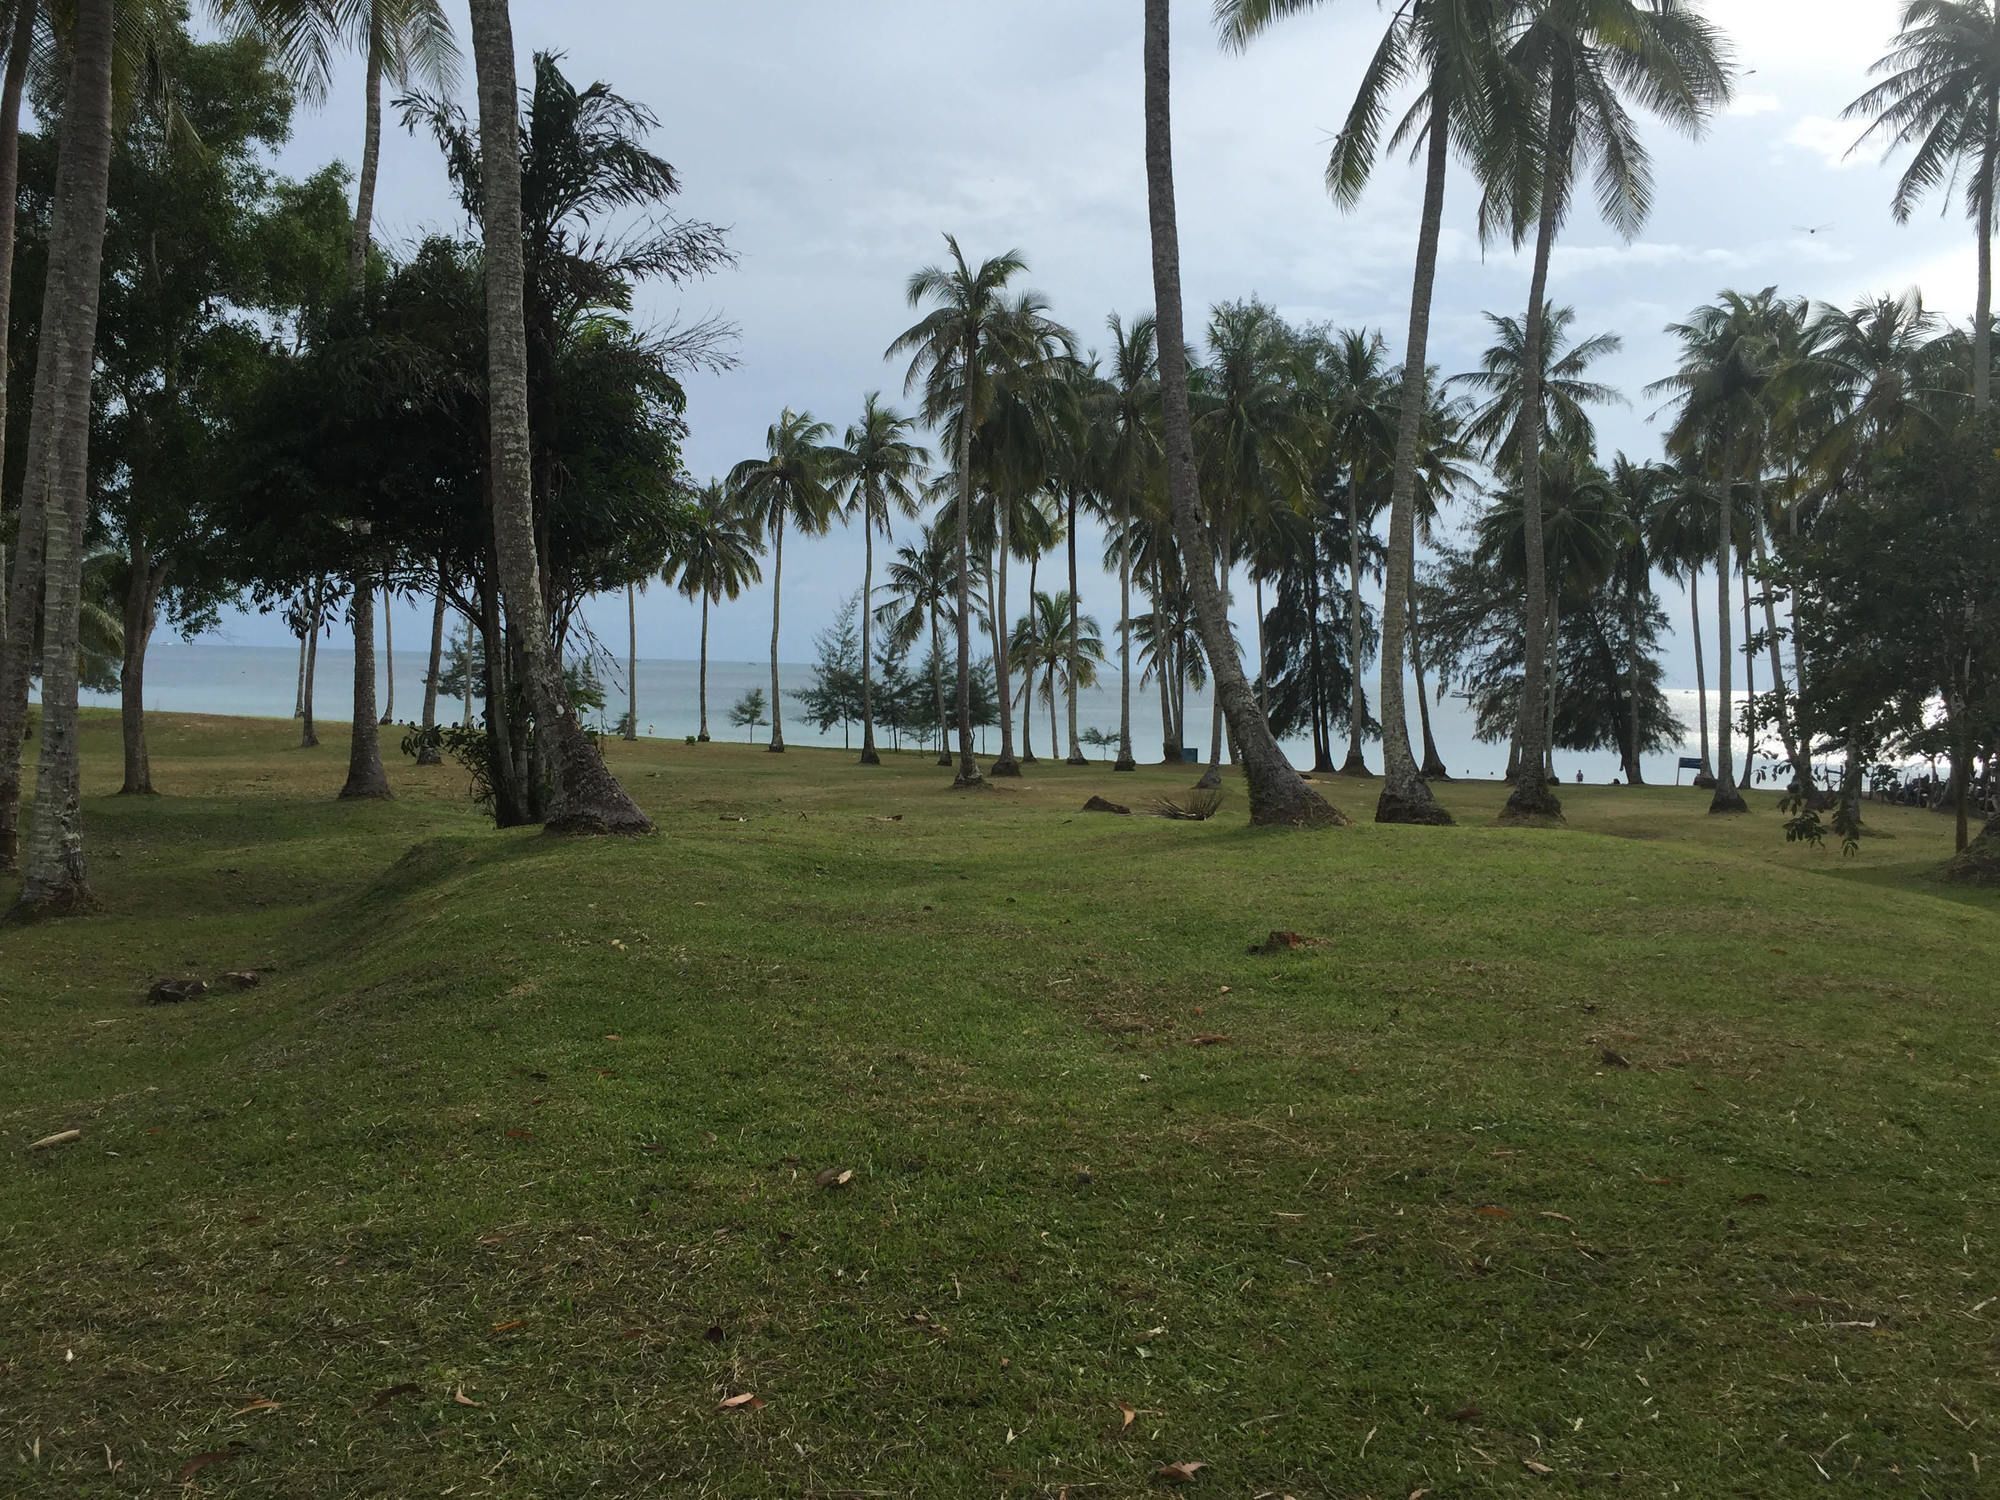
[1144,0,1341,826]
[888,238,1067,786]
[832,394,928,765]
[728,408,840,754]
[1487,0,1733,821]
[1219,0,1513,821]
[11,0,116,911]
[1846,0,2000,412]
[670,480,762,744]
[466,0,651,834]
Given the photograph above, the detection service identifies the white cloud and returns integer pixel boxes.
[1786,115,1864,170]
[1728,91,1783,118]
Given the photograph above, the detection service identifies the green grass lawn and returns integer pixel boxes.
[2,710,1995,1498]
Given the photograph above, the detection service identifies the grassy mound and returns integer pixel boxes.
[2,712,1994,1497]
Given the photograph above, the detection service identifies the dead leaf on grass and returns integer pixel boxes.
[230,1398,281,1416]
[1119,1401,1136,1431]
[815,1167,855,1189]
[177,1447,245,1483]
[718,1392,765,1411]
[452,1387,483,1408]
[1523,1457,1554,1476]
[1447,1402,1482,1423]
[1156,1459,1207,1483]
[1187,1034,1232,1047]
[1474,1205,1511,1219]
[489,1319,525,1334]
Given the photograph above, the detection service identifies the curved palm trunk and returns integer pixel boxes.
[14,0,115,914]
[1738,556,1755,790]
[698,593,712,741]
[767,514,786,752]
[1152,557,1174,763]
[1341,495,1372,777]
[1253,570,1268,716]
[380,589,395,724]
[1709,488,1747,813]
[1197,513,1229,788]
[419,580,446,765]
[1115,517,1135,771]
[1378,93,1453,822]
[1688,574,1711,779]
[294,628,308,717]
[118,545,165,796]
[339,579,391,799]
[1502,111,1571,823]
[950,379,981,786]
[469,0,652,834]
[1020,553,1039,762]
[859,519,880,764]
[302,597,321,748]
[460,619,473,729]
[1409,593,1450,782]
[1144,0,1338,828]
[991,506,1019,775]
[928,601,950,765]
[1752,523,1807,788]
[1065,494,1085,764]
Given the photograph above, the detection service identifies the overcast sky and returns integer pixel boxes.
[216,0,1973,689]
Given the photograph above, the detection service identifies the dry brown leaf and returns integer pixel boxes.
[1539,1211,1574,1223]
[1156,1460,1207,1483]
[1119,1401,1136,1431]
[490,1319,525,1334]
[1474,1205,1511,1219]
[452,1387,483,1408]
[230,1397,281,1416]
[815,1167,855,1189]
[177,1448,243,1483]
[717,1392,765,1412]
[1187,1034,1232,1047]
[504,1128,534,1141]
[1447,1402,1482,1423]
[1523,1457,1554,1476]
[26,1129,82,1152]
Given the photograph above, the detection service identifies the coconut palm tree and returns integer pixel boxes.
[889,239,1069,786]
[1447,305,1625,470]
[878,521,980,765]
[1011,590,1106,761]
[728,408,839,755]
[466,0,651,834]
[1143,0,1340,827]
[1847,0,2000,411]
[1220,0,1513,820]
[670,480,762,745]
[11,0,115,911]
[1006,490,1060,764]
[1644,461,1721,782]
[1091,313,1160,772]
[1488,0,1733,820]
[832,394,928,765]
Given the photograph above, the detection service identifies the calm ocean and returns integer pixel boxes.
[80,642,1785,786]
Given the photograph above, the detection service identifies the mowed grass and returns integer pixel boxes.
[1,710,1996,1499]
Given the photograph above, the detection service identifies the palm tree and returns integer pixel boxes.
[1006,490,1060,763]
[1220,0,1512,819]
[833,394,928,765]
[728,408,839,754]
[1091,314,1160,772]
[878,521,978,765]
[1644,462,1720,782]
[467,0,651,834]
[1448,305,1625,470]
[1488,0,1733,821]
[1134,577,1208,764]
[669,481,762,744]
[1012,591,1106,761]
[419,570,448,761]
[1144,0,1340,827]
[11,0,114,910]
[889,239,1068,786]
[1847,0,2000,412]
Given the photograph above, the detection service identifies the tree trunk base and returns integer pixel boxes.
[1065,753,1088,766]
[415,749,442,767]
[1708,782,1749,815]
[1113,754,1137,772]
[1248,780,1348,829]
[1419,754,1452,781]
[1500,779,1565,824]
[1339,751,1375,778]
[767,741,785,753]
[858,747,881,766]
[338,778,393,801]
[117,783,158,797]
[1195,766,1222,790]
[1944,819,2000,885]
[1691,772,1717,789]
[8,878,96,923]
[300,732,320,750]
[936,751,954,767]
[1376,778,1454,826]
[989,756,1022,778]
[952,769,987,790]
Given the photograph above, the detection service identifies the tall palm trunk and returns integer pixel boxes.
[1753,518,1808,789]
[469,0,652,834]
[418,580,445,765]
[1409,593,1450,781]
[767,514,786,752]
[950,364,981,786]
[1115,516,1135,771]
[1143,0,1339,827]
[1978,126,1994,415]
[1502,101,1572,823]
[1253,570,1268,716]
[623,580,638,740]
[1020,552,1039,762]
[1688,573,1711,779]
[14,0,115,913]
[1709,477,1747,813]
[302,593,320,748]
[698,593,712,741]
[380,589,395,724]
[859,516,880,764]
[0,0,42,874]
[1065,492,1085,764]
[119,542,165,796]
[1197,512,1229,788]
[460,619,473,729]
[1738,555,1756,790]
[1378,91,1453,822]
[339,577,391,799]
[991,504,1019,774]
[1341,493,1372,777]
[928,600,950,765]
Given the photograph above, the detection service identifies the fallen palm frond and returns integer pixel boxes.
[1153,786,1224,821]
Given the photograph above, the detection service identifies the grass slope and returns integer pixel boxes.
[1,710,1995,1498]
